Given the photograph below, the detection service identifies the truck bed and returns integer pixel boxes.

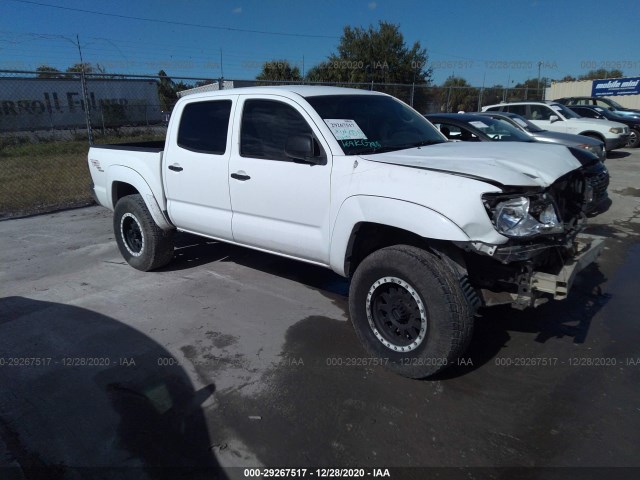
[91,141,165,152]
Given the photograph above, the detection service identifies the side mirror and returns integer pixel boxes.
[549,115,560,123]
[285,134,323,164]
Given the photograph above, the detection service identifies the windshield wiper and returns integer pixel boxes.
[369,140,443,154]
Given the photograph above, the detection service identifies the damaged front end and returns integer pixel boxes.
[458,168,605,309]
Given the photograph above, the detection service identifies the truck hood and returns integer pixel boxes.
[359,141,581,188]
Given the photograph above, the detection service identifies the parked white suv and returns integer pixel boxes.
[482,101,630,152]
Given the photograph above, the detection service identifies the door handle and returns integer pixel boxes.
[231,172,251,181]
[168,164,183,172]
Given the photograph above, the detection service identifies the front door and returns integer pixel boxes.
[228,96,332,264]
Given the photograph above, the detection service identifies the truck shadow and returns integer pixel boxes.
[163,232,350,300]
[0,297,226,479]
[163,233,611,380]
[434,263,610,379]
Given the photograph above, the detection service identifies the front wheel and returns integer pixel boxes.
[628,129,640,148]
[113,194,175,271]
[349,245,474,378]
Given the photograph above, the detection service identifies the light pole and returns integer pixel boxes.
[537,61,543,101]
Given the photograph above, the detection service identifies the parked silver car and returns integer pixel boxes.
[476,111,606,162]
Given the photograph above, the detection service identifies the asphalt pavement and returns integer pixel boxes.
[1,148,639,480]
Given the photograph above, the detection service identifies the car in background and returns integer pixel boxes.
[475,111,606,161]
[565,105,640,148]
[425,113,534,143]
[555,96,640,119]
[481,101,630,152]
[426,113,610,212]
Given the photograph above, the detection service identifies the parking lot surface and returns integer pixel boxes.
[2,149,640,479]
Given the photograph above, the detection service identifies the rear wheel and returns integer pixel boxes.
[349,245,474,378]
[113,194,174,271]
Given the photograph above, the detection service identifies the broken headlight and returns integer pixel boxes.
[483,193,564,238]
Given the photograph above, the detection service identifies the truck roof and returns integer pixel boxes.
[179,85,388,101]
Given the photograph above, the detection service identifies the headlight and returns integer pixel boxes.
[485,194,564,237]
[584,183,594,204]
[609,127,624,134]
[578,143,604,160]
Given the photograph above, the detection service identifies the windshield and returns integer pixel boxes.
[305,94,445,155]
[467,117,534,142]
[605,98,624,109]
[549,103,580,119]
[503,114,544,133]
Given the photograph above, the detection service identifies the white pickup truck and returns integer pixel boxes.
[88,86,605,378]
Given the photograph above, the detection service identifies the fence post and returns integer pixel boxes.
[79,71,94,145]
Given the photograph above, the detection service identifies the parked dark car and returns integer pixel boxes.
[426,113,610,212]
[565,105,640,148]
[555,96,640,119]
[475,111,606,161]
[426,113,534,143]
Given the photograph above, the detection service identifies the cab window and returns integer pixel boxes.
[240,99,320,162]
[177,100,232,154]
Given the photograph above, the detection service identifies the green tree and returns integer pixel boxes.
[305,22,432,109]
[36,65,63,78]
[512,77,551,101]
[157,70,178,111]
[256,60,302,82]
[439,76,478,112]
[307,22,431,84]
[479,84,504,108]
[66,62,95,74]
[578,69,624,80]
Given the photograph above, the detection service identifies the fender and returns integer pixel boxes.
[329,195,470,275]
[107,165,174,231]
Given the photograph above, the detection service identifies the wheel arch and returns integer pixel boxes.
[329,195,470,277]
[578,131,606,143]
[107,165,173,231]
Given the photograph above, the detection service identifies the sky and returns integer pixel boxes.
[1,0,639,86]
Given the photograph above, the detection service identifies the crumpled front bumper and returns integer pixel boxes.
[479,234,606,309]
[530,234,606,300]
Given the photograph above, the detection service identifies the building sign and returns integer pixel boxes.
[0,77,162,132]
[591,77,640,97]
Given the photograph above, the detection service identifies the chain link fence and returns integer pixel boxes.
[0,69,544,219]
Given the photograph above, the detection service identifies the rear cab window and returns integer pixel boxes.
[177,100,232,154]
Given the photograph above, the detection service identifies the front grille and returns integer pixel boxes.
[587,171,610,202]
[549,170,586,223]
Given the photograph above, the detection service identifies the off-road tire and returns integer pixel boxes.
[113,194,175,271]
[349,245,474,378]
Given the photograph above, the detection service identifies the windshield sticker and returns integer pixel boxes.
[551,105,563,112]
[468,121,489,129]
[514,118,528,127]
[594,107,604,112]
[340,139,381,149]
[324,119,368,140]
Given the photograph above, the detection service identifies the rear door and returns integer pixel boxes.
[527,104,570,133]
[164,95,236,239]
[228,95,332,264]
